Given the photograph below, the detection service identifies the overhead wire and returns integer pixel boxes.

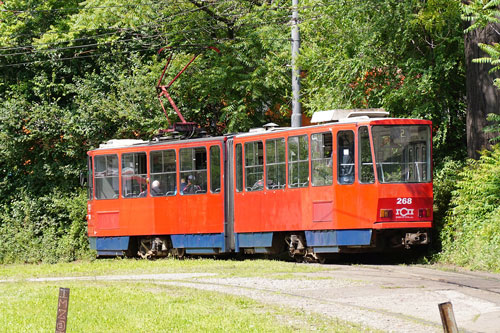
[0,10,292,55]
[0,1,302,68]
[0,1,213,48]
[0,2,291,51]
[0,44,163,68]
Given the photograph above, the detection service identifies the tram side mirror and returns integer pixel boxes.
[79,171,87,187]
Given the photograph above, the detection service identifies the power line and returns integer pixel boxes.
[0,1,299,67]
[0,1,290,49]
[0,0,180,13]
[0,44,163,68]
[0,11,291,56]
[0,33,167,57]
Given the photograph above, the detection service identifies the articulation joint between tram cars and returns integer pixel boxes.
[86,110,433,262]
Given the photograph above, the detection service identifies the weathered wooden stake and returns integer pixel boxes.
[438,301,458,333]
[55,287,70,333]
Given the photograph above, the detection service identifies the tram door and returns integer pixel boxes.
[224,138,235,251]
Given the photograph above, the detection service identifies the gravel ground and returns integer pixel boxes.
[11,264,500,332]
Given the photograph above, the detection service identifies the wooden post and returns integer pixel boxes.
[55,288,70,333]
[438,301,458,333]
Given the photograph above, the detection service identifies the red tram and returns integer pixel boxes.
[86,110,432,261]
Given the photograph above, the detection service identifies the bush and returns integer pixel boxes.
[0,188,92,264]
[433,158,465,240]
[439,145,500,272]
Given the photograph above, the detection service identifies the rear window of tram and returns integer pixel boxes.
[179,147,207,195]
[265,138,286,190]
[338,131,355,185]
[311,132,333,186]
[245,141,264,191]
[210,146,221,193]
[235,144,243,192]
[122,152,147,198]
[94,154,119,199]
[87,156,93,200]
[358,126,375,184]
[288,135,309,188]
[150,150,176,196]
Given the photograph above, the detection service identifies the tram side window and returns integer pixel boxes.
[266,138,286,189]
[338,131,355,185]
[150,150,176,196]
[245,141,264,191]
[180,147,207,195]
[358,126,375,184]
[235,144,243,192]
[311,132,333,186]
[87,157,93,200]
[122,152,147,198]
[210,146,221,193]
[288,135,309,188]
[95,154,119,199]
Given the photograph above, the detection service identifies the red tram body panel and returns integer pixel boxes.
[86,115,433,260]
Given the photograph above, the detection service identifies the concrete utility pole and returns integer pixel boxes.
[291,0,302,127]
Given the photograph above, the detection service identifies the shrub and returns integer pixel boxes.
[439,145,500,272]
[433,158,465,244]
[0,189,92,264]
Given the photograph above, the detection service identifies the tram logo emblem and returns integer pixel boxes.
[396,207,414,218]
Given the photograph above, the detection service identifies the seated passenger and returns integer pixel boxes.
[183,175,201,194]
[251,178,264,191]
[180,178,187,193]
[151,180,162,196]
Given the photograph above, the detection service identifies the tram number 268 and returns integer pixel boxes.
[396,198,412,205]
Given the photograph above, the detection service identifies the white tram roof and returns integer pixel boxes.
[98,139,149,149]
[310,108,389,123]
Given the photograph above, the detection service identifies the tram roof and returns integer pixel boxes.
[90,116,430,152]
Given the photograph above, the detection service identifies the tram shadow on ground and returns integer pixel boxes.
[218,247,432,266]
[321,251,431,265]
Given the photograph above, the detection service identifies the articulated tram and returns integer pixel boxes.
[86,110,432,262]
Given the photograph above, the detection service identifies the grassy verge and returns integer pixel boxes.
[0,258,329,280]
[0,280,366,332]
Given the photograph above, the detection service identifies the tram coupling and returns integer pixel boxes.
[403,232,429,249]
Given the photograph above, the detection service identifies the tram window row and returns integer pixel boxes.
[89,125,408,200]
[91,145,220,200]
[90,128,374,200]
[235,128,375,192]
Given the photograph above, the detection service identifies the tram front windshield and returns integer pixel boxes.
[372,125,431,183]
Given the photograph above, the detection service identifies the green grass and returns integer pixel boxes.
[0,258,329,280]
[0,280,367,332]
[0,259,373,332]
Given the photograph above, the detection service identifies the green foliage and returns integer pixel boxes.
[432,158,465,241]
[439,145,500,272]
[463,0,500,88]
[0,189,91,264]
[299,0,466,163]
[484,113,500,142]
[461,0,500,32]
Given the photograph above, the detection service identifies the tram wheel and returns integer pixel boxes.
[171,248,185,259]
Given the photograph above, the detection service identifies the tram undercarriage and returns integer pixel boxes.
[94,227,430,264]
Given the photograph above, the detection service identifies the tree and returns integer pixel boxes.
[299,0,467,163]
[462,1,500,158]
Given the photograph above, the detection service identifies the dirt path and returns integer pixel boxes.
[21,264,500,332]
